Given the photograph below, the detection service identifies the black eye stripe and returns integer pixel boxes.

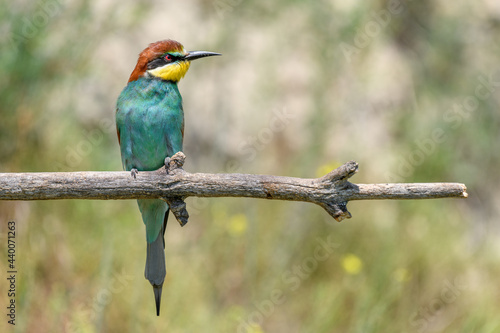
[147,57,167,70]
[147,54,184,70]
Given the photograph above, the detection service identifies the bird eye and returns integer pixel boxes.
[165,54,173,61]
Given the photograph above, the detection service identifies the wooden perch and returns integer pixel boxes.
[0,152,467,224]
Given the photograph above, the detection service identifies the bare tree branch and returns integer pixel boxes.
[0,152,467,223]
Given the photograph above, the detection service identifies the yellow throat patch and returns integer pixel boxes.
[148,60,191,82]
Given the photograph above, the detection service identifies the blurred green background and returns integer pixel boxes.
[1,0,499,332]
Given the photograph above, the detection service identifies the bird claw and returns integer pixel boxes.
[131,168,138,179]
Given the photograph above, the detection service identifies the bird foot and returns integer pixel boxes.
[164,152,186,174]
[131,168,138,179]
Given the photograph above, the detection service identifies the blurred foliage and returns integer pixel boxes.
[1,0,500,332]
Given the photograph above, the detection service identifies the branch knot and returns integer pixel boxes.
[164,152,186,175]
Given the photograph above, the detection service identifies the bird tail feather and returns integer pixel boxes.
[145,224,166,316]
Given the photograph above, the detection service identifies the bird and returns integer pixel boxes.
[115,39,220,316]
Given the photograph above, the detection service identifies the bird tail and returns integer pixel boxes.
[145,227,166,316]
[138,199,169,315]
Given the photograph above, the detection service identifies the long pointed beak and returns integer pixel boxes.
[184,51,221,61]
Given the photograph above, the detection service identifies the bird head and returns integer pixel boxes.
[128,39,220,83]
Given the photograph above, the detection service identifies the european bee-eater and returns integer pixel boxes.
[115,39,220,316]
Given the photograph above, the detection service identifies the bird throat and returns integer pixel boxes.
[147,61,191,82]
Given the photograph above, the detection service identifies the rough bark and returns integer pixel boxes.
[0,152,467,224]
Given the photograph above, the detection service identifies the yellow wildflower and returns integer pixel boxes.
[228,213,248,236]
[393,268,411,282]
[341,254,363,275]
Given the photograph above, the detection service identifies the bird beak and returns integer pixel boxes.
[184,51,221,61]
